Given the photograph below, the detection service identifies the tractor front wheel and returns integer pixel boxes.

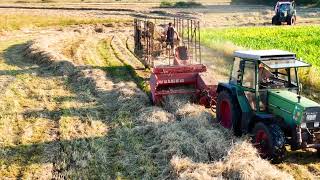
[217,91,241,136]
[287,16,296,25]
[253,123,286,163]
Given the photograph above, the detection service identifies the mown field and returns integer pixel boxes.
[0,0,230,3]
[2,7,320,179]
[0,14,127,32]
[201,26,320,90]
[0,10,300,180]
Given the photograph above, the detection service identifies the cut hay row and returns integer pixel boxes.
[65,35,104,66]
[109,34,150,92]
[21,25,293,179]
[110,33,145,70]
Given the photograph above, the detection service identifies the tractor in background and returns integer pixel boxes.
[216,50,320,161]
[272,0,297,25]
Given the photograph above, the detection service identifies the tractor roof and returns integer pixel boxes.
[262,59,310,69]
[234,50,311,69]
[276,0,294,5]
[277,0,294,3]
[234,50,296,60]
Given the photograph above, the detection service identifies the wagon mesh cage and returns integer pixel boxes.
[134,17,202,68]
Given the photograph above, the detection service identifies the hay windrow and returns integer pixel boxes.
[22,26,292,180]
[170,141,293,180]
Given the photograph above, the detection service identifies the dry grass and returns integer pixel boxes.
[0,0,231,3]
[171,142,292,180]
[107,97,293,179]
[0,53,109,179]
[0,23,295,179]
[0,28,111,179]
[0,13,128,32]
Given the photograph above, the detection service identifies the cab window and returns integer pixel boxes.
[242,61,256,89]
[230,57,241,84]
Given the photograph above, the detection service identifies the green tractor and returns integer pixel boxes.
[216,50,320,161]
[272,0,297,25]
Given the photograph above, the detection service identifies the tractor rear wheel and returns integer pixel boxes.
[272,16,277,25]
[272,16,281,25]
[253,123,286,163]
[217,91,241,136]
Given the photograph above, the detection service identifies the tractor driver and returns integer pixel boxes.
[258,63,274,110]
[259,63,273,85]
[165,22,180,49]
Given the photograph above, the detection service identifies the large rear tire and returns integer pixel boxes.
[272,16,281,25]
[253,123,286,163]
[217,91,241,136]
[272,16,277,25]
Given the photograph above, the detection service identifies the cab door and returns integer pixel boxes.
[240,60,259,111]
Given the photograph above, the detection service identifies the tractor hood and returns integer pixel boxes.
[268,90,320,127]
[280,10,288,18]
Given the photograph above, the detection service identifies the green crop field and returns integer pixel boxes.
[201,26,320,90]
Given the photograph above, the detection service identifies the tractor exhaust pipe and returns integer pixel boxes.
[297,126,302,146]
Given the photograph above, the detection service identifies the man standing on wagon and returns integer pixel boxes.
[165,22,180,50]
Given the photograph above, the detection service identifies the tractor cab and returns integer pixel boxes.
[231,50,310,112]
[217,50,320,161]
